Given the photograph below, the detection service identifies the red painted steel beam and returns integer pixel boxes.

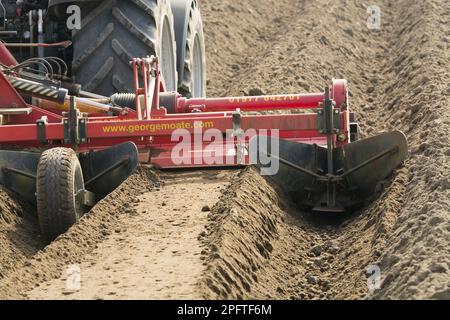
[0,122,63,142]
[0,42,18,66]
[84,113,323,139]
[176,93,325,113]
[174,79,348,114]
[0,112,333,143]
[0,72,28,109]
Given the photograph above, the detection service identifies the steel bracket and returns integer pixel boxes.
[36,116,48,144]
[76,189,96,207]
[64,96,81,146]
[232,110,245,165]
[317,107,341,134]
[78,118,87,143]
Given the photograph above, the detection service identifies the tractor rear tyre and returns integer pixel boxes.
[72,0,177,96]
[171,0,206,98]
[36,148,88,241]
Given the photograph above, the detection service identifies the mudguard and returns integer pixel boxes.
[0,142,139,205]
[0,150,40,203]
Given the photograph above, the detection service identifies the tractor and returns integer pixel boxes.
[0,0,205,97]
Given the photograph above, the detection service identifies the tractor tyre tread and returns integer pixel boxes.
[72,0,177,95]
[176,0,206,98]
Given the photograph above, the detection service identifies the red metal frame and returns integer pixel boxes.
[0,45,350,169]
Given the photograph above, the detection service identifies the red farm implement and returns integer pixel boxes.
[0,45,408,240]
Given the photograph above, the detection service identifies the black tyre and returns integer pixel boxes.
[171,0,206,98]
[72,0,177,96]
[36,148,88,241]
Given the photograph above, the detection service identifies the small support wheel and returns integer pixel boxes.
[36,148,89,241]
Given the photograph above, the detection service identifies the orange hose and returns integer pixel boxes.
[37,97,110,114]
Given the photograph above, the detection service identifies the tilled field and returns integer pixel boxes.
[0,0,449,300]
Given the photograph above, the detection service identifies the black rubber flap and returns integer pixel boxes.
[0,150,40,203]
[79,142,139,200]
[250,131,408,212]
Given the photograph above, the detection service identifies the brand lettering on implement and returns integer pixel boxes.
[101,121,215,134]
[228,95,301,104]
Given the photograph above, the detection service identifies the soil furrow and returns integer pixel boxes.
[25,171,233,300]
[202,0,305,96]
[200,0,449,300]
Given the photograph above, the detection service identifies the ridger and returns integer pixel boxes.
[0,54,408,240]
[0,1,407,242]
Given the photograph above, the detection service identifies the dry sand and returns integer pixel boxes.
[26,171,232,300]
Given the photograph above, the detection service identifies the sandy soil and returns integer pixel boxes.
[0,0,448,300]
[26,171,232,300]
[0,168,160,299]
[200,0,449,300]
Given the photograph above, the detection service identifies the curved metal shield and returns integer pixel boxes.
[251,131,408,212]
[79,142,139,200]
[0,150,40,203]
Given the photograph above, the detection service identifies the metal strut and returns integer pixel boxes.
[322,87,338,210]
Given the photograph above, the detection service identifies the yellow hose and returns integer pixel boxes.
[37,97,111,114]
